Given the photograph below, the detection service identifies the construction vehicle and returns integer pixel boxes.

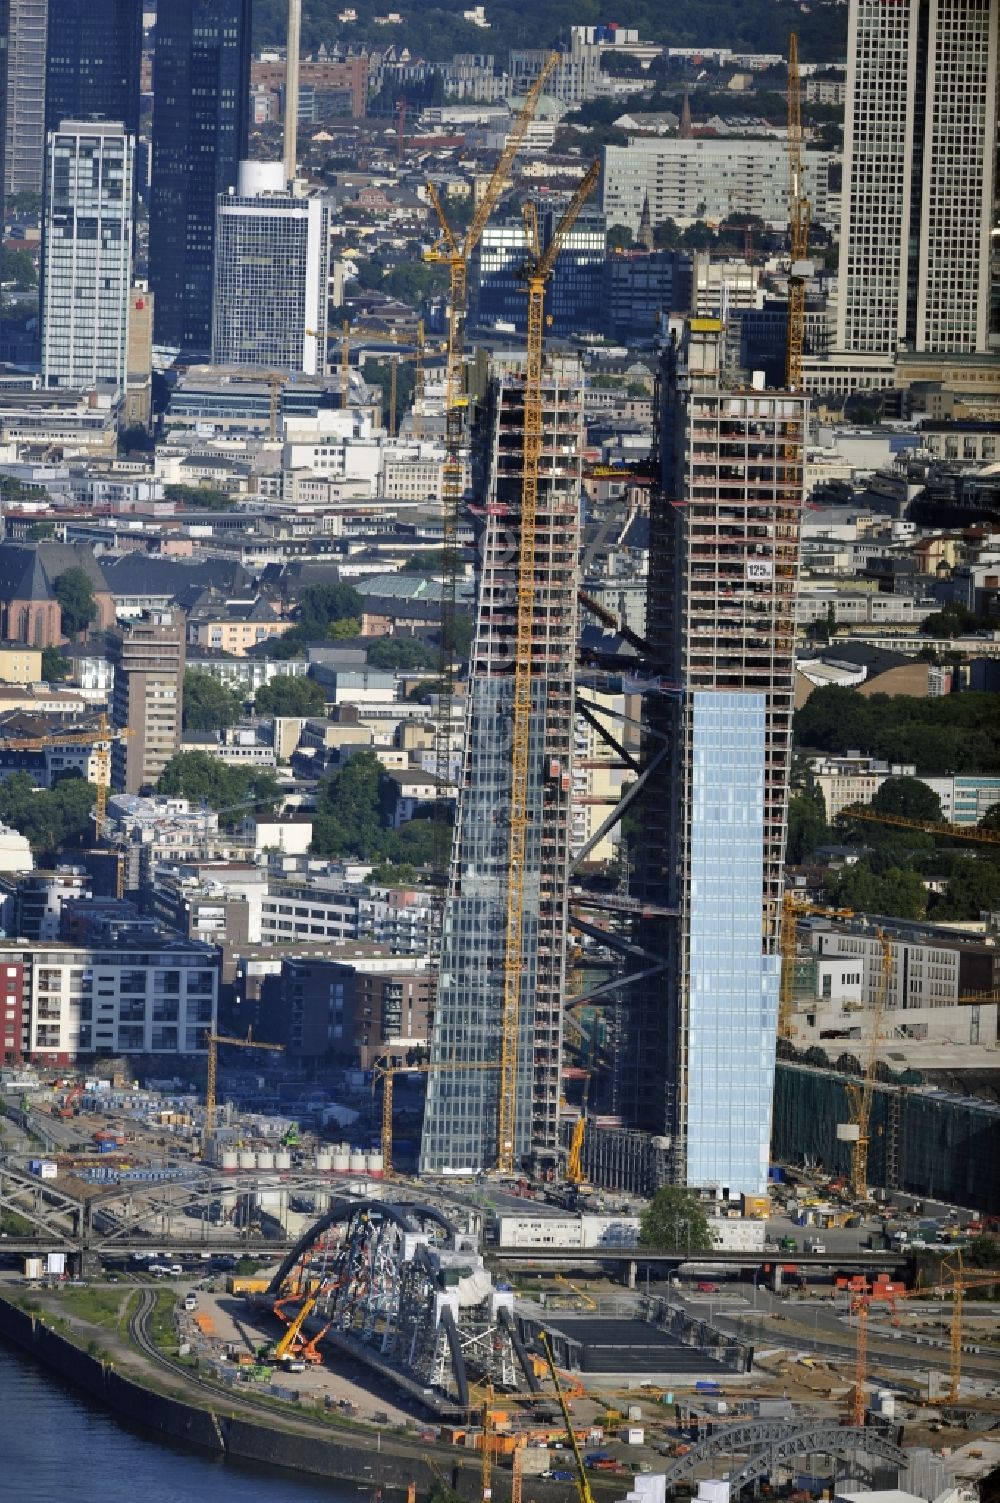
[565,1116,586,1185]
[496,160,601,1174]
[840,929,893,1201]
[423,51,559,899]
[203,1031,284,1141]
[538,1332,595,1503]
[784,34,812,390]
[373,1056,496,1175]
[838,806,1000,846]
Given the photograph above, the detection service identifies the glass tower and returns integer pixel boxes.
[624,317,805,1196]
[419,357,583,1174]
[44,0,141,138]
[149,0,251,352]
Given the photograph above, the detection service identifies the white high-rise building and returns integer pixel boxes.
[211,161,330,375]
[41,119,134,389]
[837,0,999,358]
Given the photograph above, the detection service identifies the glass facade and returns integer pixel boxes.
[685,691,780,1193]
[44,0,141,138]
[149,0,251,352]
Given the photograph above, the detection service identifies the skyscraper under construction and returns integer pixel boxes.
[610,316,806,1196]
[419,357,583,1173]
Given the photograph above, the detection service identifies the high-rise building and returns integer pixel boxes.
[3,0,48,203]
[212,161,330,374]
[621,317,805,1196]
[110,610,185,793]
[837,0,999,358]
[0,0,9,213]
[149,0,251,352]
[420,357,584,1174]
[40,120,134,389]
[44,0,141,138]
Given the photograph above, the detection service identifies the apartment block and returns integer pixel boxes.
[109,610,185,794]
[0,934,218,1063]
[258,953,433,1065]
[421,357,583,1174]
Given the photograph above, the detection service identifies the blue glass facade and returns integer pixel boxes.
[684,691,781,1194]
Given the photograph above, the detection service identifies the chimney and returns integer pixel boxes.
[283,0,302,186]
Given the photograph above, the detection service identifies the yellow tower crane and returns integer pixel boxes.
[496,160,601,1175]
[842,929,893,1200]
[778,892,855,1039]
[538,1332,595,1503]
[785,33,812,390]
[839,806,1000,846]
[372,1056,496,1176]
[423,51,559,893]
[204,1031,285,1142]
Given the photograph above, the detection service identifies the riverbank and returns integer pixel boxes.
[0,1290,524,1498]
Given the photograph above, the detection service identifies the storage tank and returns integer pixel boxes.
[348,1151,366,1175]
[274,1150,291,1172]
[239,1151,257,1171]
[221,1151,239,1173]
[332,1149,350,1174]
[366,1152,384,1179]
[316,1151,333,1173]
[256,1149,275,1171]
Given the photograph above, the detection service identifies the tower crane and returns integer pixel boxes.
[204,1031,284,1142]
[842,928,892,1200]
[785,33,812,389]
[338,320,427,425]
[372,1056,496,1175]
[838,806,1000,846]
[538,1332,595,1503]
[496,160,601,1175]
[778,893,855,1039]
[423,50,559,893]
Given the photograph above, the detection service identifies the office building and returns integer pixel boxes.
[602,250,693,343]
[0,0,8,211]
[603,137,837,237]
[0,933,218,1063]
[40,120,134,389]
[837,0,999,358]
[110,610,185,793]
[44,0,141,139]
[212,161,330,374]
[623,318,805,1195]
[149,0,252,352]
[420,357,583,1174]
[3,0,47,202]
[471,208,605,337]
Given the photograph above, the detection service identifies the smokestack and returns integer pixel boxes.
[283,0,301,186]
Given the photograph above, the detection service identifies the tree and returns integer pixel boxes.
[638,1188,713,1251]
[41,647,70,683]
[311,750,389,860]
[328,616,362,640]
[298,582,364,630]
[871,776,943,824]
[182,670,244,732]
[54,567,98,637]
[156,752,280,824]
[830,861,927,920]
[933,858,1000,921]
[0,770,95,855]
[979,804,1000,833]
[367,636,438,671]
[607,223,634,250]
[0,246,38,289]
[254,675,327,718]
[786,787,829,863]
[165,483,236,511]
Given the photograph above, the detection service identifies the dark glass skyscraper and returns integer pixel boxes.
[149,0,252,352]
[44,0,142,137]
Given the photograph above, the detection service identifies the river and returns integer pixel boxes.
[0,1338,366,1503]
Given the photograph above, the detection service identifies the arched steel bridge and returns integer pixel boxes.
[660,1418,906,1496]
[258,1198,541,1415]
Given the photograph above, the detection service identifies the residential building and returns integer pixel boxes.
[212,161,330,375]
[109,610,185,793]
[420,357,584,1174]
[837,0,999,358]
[625,318,805,1195]
[603,137,836,236]
[3,0,47,202]
[43,0,141,140]
[149,0,252,352]
[0,933,218,1063]
[0,643,42,682]
[249,54,369,121]
[258,953,433,1065]
[41,120,135,389]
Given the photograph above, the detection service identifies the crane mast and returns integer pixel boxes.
[496,161,600,1174]
[843,930,892,1199]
